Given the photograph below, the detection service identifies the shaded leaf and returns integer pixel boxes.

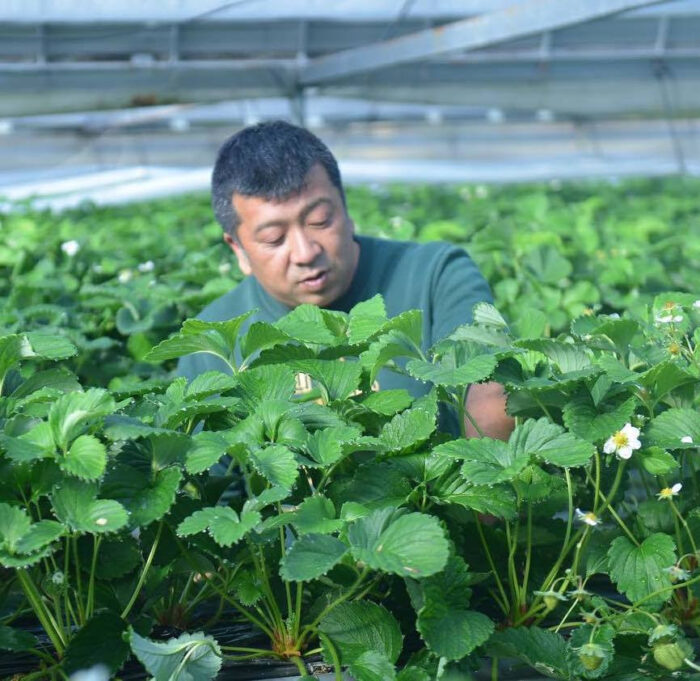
[279,533,348,582]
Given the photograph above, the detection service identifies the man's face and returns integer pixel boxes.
[223,164,359,308]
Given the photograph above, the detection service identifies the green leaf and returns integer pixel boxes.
[516,339,591,373]
[0,335,30,386]
[646,408,700,450]
[361,330,423,384]
[348,295,388,344]
[510,418,594,468]
[128,628,222,681]
[279,533,348,582]
[146,313,253,366]
[320,600,402,665]
[0,625,37,652]
[359,390,413,415]
[416,555,494,660]
[10,367,81,400]
[293,495,343,534]
[103,414,171,441]
[290,358,362,401]
[488,627,569,679]
[64,612,129,674]
[376,407,435,453]
[306,425,362,467]
[436,438,526,485]
[472,302,509,328]
[430,476,517,519]
[348,508,449,578]
[237,364,297,405]
[15,520,63,554]
[348,651,397,681]
[24,331,78,361]
[639,361,696,403]
[48,388,115,449]
[638,447,679,476]
[563,397,637,443]
[51,480,128,534]
[396,668,430,681]
[186,431,231,474]
[60,434,107,480]
[339,464,411,509]
[607,533,676,608]
[0,502,31,552]
[239,321,291,362]
[250,444,298,490]
[121,467,183,527]
[177,506,261,547]
[185,371,238,400]
[275,304,339,345]
[406,354,496,388]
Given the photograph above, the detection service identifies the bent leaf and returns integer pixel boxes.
[128,628,222,681]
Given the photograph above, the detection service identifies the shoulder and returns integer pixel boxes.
[358,234,456,263]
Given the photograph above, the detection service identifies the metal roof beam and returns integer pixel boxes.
[299,0,668,85]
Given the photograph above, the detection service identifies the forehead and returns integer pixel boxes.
[232,164,339,227]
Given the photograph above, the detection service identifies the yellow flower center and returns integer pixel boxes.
[612,432,629,448]
[583,513,598,524]
[658,488,673,498]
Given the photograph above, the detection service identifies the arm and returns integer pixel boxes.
[464,381,514,441]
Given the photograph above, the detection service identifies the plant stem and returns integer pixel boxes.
[17,569,65,656]
[669,498,698,556]
[86,534,102,620]
[319,632,343,681]
[290,654,309,678]
[71,535,86,624]
[121,521,162,619]
[473,513,509,614]
[521,502,533,601]
[294,581,303,639]
[299,567,369,645]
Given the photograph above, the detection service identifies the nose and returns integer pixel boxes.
[288,226,321,265]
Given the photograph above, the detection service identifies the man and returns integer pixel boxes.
[178,121,513,439]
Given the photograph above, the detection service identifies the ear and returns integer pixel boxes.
[223,233,252,276]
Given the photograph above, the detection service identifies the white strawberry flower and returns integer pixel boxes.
[575,508,601,527]
[118,269,133,284]
[60,239,80,256]
[137,260,155,273]
[603,423,641,460]
[657,483,682,500]
[655,313,683,323]
[681,436,694,444]
[693,300,700,310]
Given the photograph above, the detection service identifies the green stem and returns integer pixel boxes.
[505,519,520,611]
[521,502,533,601]
[121,521,163,619]
[491,656,499,681]
[669,498,698,556]
[17,570,65,656]
[86,534,102,620]
[596,490,640,547]
[290,654,309,678]
[299,568,369,644]
[473,513,509,614]
[71,535,86,624]
[294,581,303,639]
[319,632,343,681]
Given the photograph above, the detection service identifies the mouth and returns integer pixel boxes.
[298,270,329,292]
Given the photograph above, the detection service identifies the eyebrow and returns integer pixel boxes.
[253,197,334,234]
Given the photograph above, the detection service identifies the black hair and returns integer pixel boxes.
[211,120,345,235]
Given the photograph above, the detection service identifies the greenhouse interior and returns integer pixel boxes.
[2,1,700,680]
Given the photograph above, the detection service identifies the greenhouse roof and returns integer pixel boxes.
[2,0,700,118]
